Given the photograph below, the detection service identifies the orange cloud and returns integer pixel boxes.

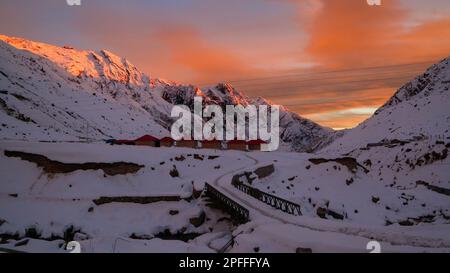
[303,0,450,68]
[304,0,404,67]
[156,25,259,84]
[398,19,450,60]
[67,6,262,85]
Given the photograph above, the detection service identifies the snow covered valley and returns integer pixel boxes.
[0,140,449,253]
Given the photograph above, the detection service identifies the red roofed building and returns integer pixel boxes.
[247,140,267,151]
[114,139,135,145]
[227,139,248,151]
[135,135,159,147]
[201,139,222,150]
[176,138,198,148]
[160,137,175,147]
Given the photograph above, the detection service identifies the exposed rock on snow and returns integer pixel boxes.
[92,196,183,206]
[253,164,275,179]
[4,150,144,176]
[308,157,369,174]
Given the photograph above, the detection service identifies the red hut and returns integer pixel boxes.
[247,140,266,151]
[114,139,135,145]
[135,135,159,147]
[201,139,222,150]
[227,140,248,151]
[176,138,198,148]
[160,137,175,147]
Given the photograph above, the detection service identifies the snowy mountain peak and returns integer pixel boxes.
[0,35,154,88]
[322,57,450,154]
[203,83,250,106]
[376,57,450,115]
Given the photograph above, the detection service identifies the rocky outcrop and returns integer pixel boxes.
[416,181,450,196]
[308,157,369,174]
[92,195,181,206]
[254,164,275,179]
[4,150,144,176]
[316,207,345,220]
[189,211,206,228]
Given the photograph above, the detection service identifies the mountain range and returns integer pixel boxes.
[0,34,332,152]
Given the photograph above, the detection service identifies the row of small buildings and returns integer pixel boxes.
[108,135,266,151]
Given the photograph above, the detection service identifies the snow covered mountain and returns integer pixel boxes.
[0,34,331,152]
[322,57,450,154]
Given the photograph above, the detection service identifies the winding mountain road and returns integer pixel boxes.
[211,152,450,250]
